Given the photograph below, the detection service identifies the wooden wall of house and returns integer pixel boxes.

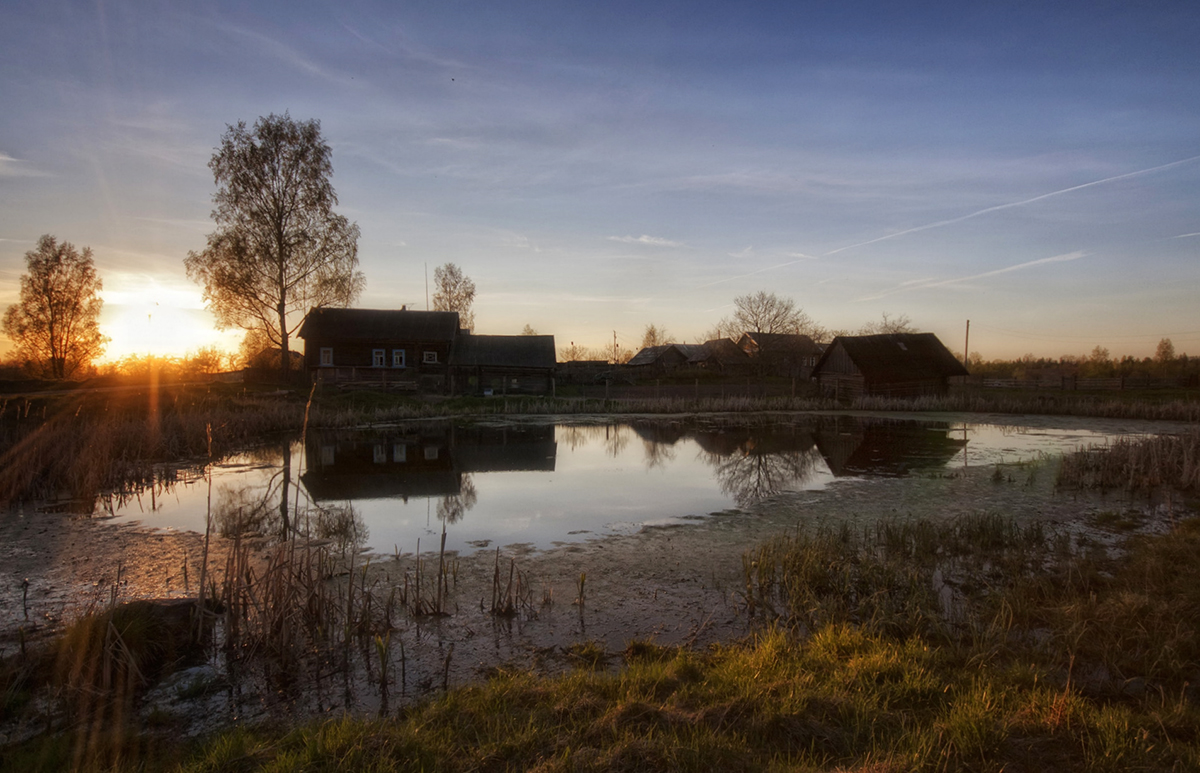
[821,343,861,376]
[453,367,553,395]
[304,337,453,371]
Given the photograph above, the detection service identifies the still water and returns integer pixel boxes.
[102,414,1130,556]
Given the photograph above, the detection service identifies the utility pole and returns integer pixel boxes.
[964,319,970,369]
[613,330,618,364]
[425,263,429,310]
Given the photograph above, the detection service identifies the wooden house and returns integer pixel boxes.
[297,307,556,394]
[298,308,460,391]
[627,344,702,372]
[736,332,820,378]
[811,333,969,398]
[687,338,752,372]
[449,333,557,395]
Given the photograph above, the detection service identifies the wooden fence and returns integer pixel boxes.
[970,376,1192,391]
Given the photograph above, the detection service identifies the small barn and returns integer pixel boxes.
[687,338,751,372]
[449,333,557,395]
[736,332,820,378]
[811,333,969,398]
[627,344,702,372]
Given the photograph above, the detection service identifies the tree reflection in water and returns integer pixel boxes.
[214,441,367,554]
[703,443,824,507]
[436,473,477,524]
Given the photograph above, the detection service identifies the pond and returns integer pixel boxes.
[100,413,1139,557]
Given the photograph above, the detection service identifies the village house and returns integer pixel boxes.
[297,307,556,395]
[735,332,821,378]
[811,333,969,398]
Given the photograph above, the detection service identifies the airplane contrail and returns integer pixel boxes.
[824,154,1200,257]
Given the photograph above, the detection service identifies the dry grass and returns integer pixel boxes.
[1056,428,1200,491]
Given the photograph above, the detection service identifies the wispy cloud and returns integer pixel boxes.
[856,251,1087,302]
[608,234,682,247]
[220,23,362,89]
[694,251,819,290]
[1173,232,1200,239]
[0,153,50,178]
[827,155,1200,257]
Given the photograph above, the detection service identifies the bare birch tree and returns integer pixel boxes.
[185,114,363,379]
[432,263,476,330]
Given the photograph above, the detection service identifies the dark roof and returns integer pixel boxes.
[738,332,818,354]
[813,333,969,382]
[689,338,751,365]
[298,308,461,342]
[627,343,703,366]
[451,334,556,369]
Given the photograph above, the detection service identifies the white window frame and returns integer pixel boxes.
[392,349,406,368]
[422,350,438,364]
[372,349,386,367]
[319,347,333,366]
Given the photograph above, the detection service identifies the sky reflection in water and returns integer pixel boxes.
[104,416,1124,556]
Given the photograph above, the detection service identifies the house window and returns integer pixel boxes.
[424,446,439,461]
[392,349,406,368]
[373,445,387,464]
[319,347,333,366]
[393,444,407,463]
[423,350,438,364]
[321,446,335,466]
[373,349,386,367]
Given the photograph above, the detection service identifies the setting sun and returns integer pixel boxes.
[98,278,241,361]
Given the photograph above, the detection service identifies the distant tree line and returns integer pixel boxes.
[963,339,1198,381]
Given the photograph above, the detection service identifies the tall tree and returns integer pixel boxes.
[641,323,670,349]
[3,235,107,379]
[1155,337,1176,363]
[712,291,824,340]
[185,113,363,379]
[432,263,476,330]
[858,312,916,335]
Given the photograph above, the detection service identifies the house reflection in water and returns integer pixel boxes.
[813,416,967,477]
[301,424,557,523]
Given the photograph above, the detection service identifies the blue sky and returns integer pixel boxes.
[2,0,1198,360]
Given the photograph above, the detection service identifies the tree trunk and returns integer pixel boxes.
[278,298,290,383]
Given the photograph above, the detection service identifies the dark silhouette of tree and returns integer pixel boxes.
[641,323,670,349]
[185,114,363,380]
[521,324,538,336]
[710,291,824,341]
[1155,338,1176,363]
[858,312,916,335]
[432,263,476,330]
[3,234,107,379]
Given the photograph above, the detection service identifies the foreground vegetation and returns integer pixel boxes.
[6,510,1199,771]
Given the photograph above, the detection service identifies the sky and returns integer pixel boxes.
[1,0,1198,362]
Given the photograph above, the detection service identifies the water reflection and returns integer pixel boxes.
[301,424,556,528]
[812,416,967,477]
[100,415,1058,556]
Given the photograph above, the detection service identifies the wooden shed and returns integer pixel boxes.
[812,333,969,398]
[449,333,557,395]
